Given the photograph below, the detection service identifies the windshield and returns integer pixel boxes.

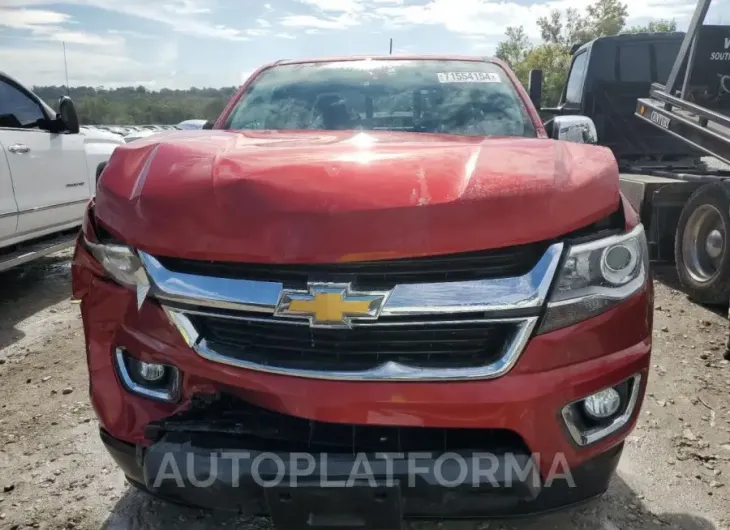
[224,60,536,138]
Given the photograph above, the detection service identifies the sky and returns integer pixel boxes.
[0,0,727,89]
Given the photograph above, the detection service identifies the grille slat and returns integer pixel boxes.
[146,395,530,454]
[193,314,515,371]
[155,242,548,290]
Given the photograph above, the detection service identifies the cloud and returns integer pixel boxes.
[296,0,405,13]
[0,7,70,29]
[296,0,365,13]
[0,45,141,86]
[0,8,124,48]
[279,13,361,29]
[373,0,699,44]
[2,0,252,41]
[2,40,186,88]
[0,5,183,88]
[89,0,250,41]
[285,0,393,28]
[108,29,156,39]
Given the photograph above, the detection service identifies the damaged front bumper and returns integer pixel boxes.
[101,427,623,524]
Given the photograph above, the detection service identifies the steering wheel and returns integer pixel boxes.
[445,100,514,130]
[312,94,361,130]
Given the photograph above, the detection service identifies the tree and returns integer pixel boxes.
[625,19,678,34]
[537,8,588,47]
[516,45,572,107]
[537,0,627,49]
[32,85,239,125]
[495,26,532,69]
[585,0,628,41]
[497,0,676,107]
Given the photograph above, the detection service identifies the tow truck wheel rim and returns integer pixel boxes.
[682,204,726,284]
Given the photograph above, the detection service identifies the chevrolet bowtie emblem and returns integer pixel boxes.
[274,283,390,328]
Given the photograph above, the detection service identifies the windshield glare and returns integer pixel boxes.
[225,60,536,138]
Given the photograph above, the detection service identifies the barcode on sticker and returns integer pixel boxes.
[437,72,501,83]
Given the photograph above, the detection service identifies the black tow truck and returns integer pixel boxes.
[528,0,730,326]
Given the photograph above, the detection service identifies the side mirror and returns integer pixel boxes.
[58,96,80,134]
[202,121,214,130]
[528,69,543,111]
[549,115,598,144]
[96,161,107,183]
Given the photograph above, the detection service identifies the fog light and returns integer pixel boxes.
[562,374,642,446]
[114,347,181,403]
[132,360,166,382]
[583,387,622,419]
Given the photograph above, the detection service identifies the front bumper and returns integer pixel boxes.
[101,428,623,520]
[74,238,652,519]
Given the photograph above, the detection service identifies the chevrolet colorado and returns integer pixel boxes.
[72,56,653,528]
[0,72,123,272]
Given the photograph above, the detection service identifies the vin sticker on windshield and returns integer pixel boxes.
[437,72,501,83]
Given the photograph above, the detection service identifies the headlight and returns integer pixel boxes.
[539,224,649,334]
[84,238,148,290]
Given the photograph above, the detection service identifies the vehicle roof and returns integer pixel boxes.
[270,55,494,68]
[575,31,686,55]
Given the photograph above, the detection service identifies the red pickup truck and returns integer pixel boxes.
[72,55,652,528]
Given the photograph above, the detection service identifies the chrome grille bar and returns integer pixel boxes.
[140,242,563,317]
[144,243,564,381]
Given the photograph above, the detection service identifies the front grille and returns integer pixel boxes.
[191,314,517,371]
[145,395,529,454]
[155,241,549,290]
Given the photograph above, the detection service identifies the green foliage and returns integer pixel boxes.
[33,85,239,125]
[514,44,573,108]
[585,0,629,41]
[498,0,674,107]
[624,19,678,34]
[495,26,531,69]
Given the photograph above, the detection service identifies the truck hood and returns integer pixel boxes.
[80,127,125,145]
[95,130,620,263]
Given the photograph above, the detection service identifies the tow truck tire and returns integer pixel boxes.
[674,183,730,305]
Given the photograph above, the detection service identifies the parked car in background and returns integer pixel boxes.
[122,129,159,143]
[176,118,206,130]
[0,71,123,272]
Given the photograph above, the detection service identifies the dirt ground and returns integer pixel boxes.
[1,250,730,530]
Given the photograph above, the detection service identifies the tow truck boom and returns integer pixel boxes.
[635,0,730,165]
[633,0,730,358]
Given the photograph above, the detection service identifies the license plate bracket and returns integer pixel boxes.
[264,480,402,530]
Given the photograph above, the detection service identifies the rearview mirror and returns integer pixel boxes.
[548,115,597,144]
[528,69,543,111]
[202,121,214,130]
[58,96,80,134]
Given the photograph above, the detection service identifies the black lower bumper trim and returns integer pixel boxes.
[266,482,404,530]
[100,429,622,519]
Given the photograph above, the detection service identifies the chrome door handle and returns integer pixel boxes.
[7,144,30,154]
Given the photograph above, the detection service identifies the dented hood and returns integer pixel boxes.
[95,129,620,263]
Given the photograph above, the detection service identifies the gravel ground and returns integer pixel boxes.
[1,250,730,530]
